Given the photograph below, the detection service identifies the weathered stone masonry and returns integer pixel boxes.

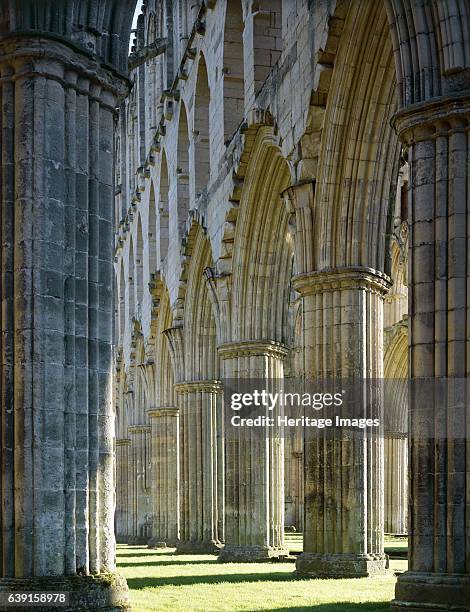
[0,1,469,610]
[0,1,138,610]
[115,2,470,608]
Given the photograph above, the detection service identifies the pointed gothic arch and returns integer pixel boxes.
[148,182,158,274]
[128,234,136,321]
[223,1,245,142]
[177,103,190,230]
[194,54,211,199]
[158,148,170,263]
[136,213,144,310]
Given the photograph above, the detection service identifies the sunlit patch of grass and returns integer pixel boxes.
[384,534,408,558]
[285,532,303,553]
[117,544,403,612]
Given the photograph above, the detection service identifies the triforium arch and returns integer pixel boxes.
[128,234,136,322]
[222,0,245,142]
[194,53,211,199]
[136,212,145,311]
[176,102,191,230]
[148,181,158,274]
[158,147,170,265]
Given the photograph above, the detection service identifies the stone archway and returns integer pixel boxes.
[1,2,470,611]
[175,222,223,553]
[295,0,399,578]
[217,124,293,562]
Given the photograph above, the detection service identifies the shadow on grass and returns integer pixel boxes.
[117,551,174,559]
[271,604,390,611]
[118,559,219,568]
[126,571,307,589]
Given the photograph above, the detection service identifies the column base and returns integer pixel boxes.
[0,573,129,612]
[218,545,289,562]
[391,572,470,610]
[127,536,148,545]
[295,552,388,578]
[147,538,170,549]
[175,540,222,554]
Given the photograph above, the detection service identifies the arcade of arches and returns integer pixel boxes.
[0,0,469,610]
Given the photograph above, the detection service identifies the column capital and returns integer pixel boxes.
[391,91,470,144]
[115,438,131,446]
[173,380,223,394]
[384,431,407,440]
[217,340,288,360]
[148,406,179,418]
[128,425,151,434]
[0,1,136,74]
[0,37,129,103]
[292,267,391,296]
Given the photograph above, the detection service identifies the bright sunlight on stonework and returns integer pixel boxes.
[0,1,469,610]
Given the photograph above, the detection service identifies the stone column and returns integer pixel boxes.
[295,268,390,577]
[148,407,180,548]
[384,433,407,534]
[218,341,288,562]
[115,439,131,543]
[391,98,470,609]
[174,381,223,553]
[127,426,152,544]
[383,324,409,535]
[0,38,128,607]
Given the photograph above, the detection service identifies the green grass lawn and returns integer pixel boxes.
[117,544,406,612]
[384,535,408,558]
[285,532,303,553]
[285,533,408,558]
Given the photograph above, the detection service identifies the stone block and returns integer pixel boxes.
[295,552,388,578]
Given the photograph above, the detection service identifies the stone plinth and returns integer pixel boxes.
[219,544,289,563]
[392,573,470,611]
[295,553,389,578]
[175,540,222,555]
[0,575,130,612]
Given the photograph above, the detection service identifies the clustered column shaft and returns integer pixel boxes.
[148,407,179,547]
[295,268,390,577]
[115,439,131,542]
[127,426,152,543]
[174,381,223,552]
[0,38,128,608]
[391,98,470,609]
[384,434,407,534]
[218,341,288,562]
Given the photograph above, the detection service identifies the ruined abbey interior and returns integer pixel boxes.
[0,0,469,610]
